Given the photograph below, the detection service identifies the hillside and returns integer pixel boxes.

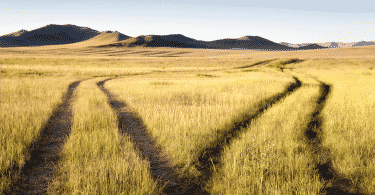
[204,36,290,50]
[0,24,341,50]
[70,31,131,47]
[98,34,308,50]
[0,24,100,47]
[99,34,207,48]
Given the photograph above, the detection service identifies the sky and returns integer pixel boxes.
[1,0,374,44]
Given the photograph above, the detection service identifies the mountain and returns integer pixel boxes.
[101,34,207,48]
[295,44,328,50]
[352,41,375,47]
[205,36,292,50]
[5,24,370,50]
[281,41,375,49]
[70,31,131,47]
[0,24,100,47]
[100,34,300,50]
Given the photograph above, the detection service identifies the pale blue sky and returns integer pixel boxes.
[1,0,374,44]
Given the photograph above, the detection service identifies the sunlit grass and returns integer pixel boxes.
[0,56,280,73]
[104,70,295,177]
[47,78,161,194]
[206,85,324,194]
[1,43,375,59]
[293,66,375,194]
[0,75,78,193]
[1,48,375,194]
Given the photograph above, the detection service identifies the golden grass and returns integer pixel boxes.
[104,70,295,177]
[1,43,375,194]
[0,75,78,192]
[205,85,324,194]
[0,56,296,75]
[47,78,161,195]
[1,43,375,59]
[292,66,375,194]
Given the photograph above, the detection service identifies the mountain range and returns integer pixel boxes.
[1,24,374,50]
[279,41,375,49]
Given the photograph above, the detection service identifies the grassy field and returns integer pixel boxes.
[291,63,375,194]
[205,85,324,194]
[104,70,296,178]
[0,72,79,192]
[1,45,375,194]
[47,78,161,194]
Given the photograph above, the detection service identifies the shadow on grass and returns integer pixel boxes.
[196,73,213,77]
[97,78,209,195]
[265,58,305,72]
[192,76,302,191]
[233,59,275,69]
[3,80,82,195]
[302,82,364,195]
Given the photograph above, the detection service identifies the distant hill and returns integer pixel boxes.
[203,36,290,50]
[102,34,207,48]
[71,31,131,47]
[4,24,366,50]
[295,44,328,50]
[0,24,100,47]
[281,41,375,49]
[279,42,292,47]
[352,41,375,47]
[100,34,309,50]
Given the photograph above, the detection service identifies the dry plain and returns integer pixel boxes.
[1,44,375,195]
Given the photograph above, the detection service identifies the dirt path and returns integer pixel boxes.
[302,80,364,195]
[233,59,275,69]
[5,80,82,195]
[97,79,208,195]
[189,76,302,191]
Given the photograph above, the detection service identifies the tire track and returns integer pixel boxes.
[302,80,364,195]
[233,59,275,69]
[193,76,302,191]
[4,80,82,195]
[97,79,207,195]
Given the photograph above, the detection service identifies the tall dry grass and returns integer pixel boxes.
[104,70,296,177]
[0,75,77,193]
[293,64,375,194]
[47,78,161,194]
[205,85,324,194]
